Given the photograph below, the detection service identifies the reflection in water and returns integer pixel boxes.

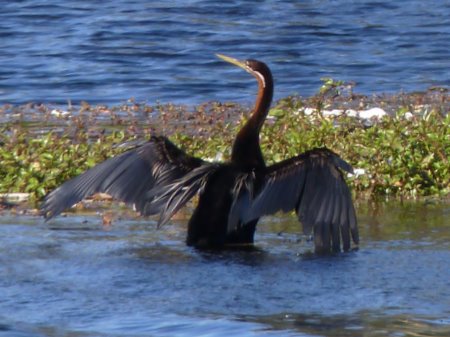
[0,201,449,336]
[247,312,450,337]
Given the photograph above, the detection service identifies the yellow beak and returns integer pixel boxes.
[216,53,248,71]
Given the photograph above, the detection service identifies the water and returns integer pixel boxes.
[0,1,449,106]
[0,201,449,336]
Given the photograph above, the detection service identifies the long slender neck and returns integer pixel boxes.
[231,70,274,169]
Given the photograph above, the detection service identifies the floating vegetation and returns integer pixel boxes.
[0,86,448,205]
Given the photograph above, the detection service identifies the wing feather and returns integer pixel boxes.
[41,136,205,219]
[151,164,220,227]
[245,148,358,253]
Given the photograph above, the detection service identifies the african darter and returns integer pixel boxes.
[41,54,359,253]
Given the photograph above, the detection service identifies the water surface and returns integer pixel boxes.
[0,201,449,336]
[0,1,449,105]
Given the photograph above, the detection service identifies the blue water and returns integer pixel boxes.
[0,0,449,106]
[0,202,449,336]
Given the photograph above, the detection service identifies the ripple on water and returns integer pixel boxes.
[0,0,449,105]
[0,201,449,336]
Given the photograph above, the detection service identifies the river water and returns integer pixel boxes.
[0,201,449,336]
[0,1,449,106]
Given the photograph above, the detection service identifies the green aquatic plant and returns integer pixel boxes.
[0,91,448,203]
[0,125,135,201]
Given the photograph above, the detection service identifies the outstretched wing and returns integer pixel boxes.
[243,148,358,253]
[148,163,220,227]
[41,136,205,220]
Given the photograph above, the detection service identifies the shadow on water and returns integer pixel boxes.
[0,200,449,336]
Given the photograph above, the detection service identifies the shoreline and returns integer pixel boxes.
[1,87,449,204]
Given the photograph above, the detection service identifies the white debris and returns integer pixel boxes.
[0,193,30,202]
[404,112,414,120]
[51,109,70,117]
[345,109,358,118]
[297,106,391,122]
[322,109,343,117]
[358,107,387,120]
[303,107,315,115]
[347,168,366,178]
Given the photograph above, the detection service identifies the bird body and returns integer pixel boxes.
[186,164,260,247]
[42,54,358,253]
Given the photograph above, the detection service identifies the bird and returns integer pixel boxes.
[41,54,359,254]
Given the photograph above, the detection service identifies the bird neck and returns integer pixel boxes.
[231,73,273,169]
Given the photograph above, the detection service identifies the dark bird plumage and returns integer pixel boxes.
[41,54,359,253]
